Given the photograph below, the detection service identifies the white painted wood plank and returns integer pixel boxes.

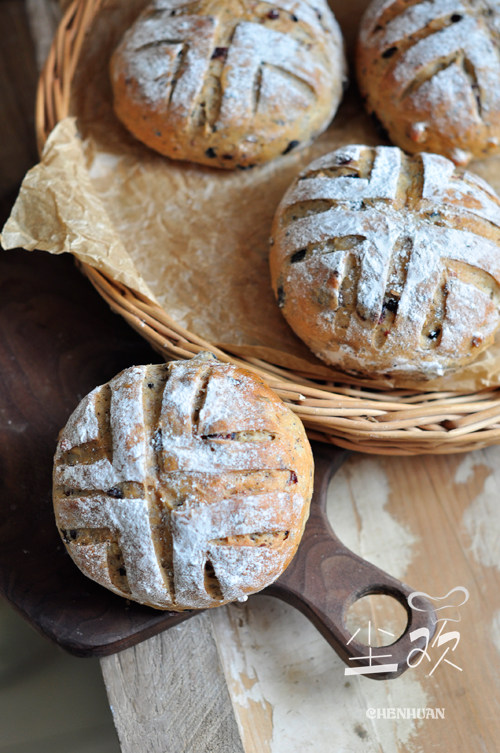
[210,449,500,753]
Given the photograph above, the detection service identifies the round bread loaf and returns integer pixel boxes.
[53,353,313,610]
[356,0,500,166]
[269,144,500,381]
[109,0,347,169]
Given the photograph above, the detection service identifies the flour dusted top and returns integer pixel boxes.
[270,145,500,381]
[53,353,313,610]
[357,0,500,165]
[110,0,346,168]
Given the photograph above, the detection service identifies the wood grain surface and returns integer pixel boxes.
[101,612,245,753]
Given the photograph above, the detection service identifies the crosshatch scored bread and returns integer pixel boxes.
[269,144,500,381]
[109,0,347,169]
[356,0,500,166]
[53,353,314,610]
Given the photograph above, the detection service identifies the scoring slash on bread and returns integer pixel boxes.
[269,144,500,381]
[53,353,313,610]
[109,0,347,169]
[356,0,500,166]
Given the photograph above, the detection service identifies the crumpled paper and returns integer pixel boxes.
[3,0,500,391]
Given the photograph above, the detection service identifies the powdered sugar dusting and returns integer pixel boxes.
[58,494,168,603]
[117,15,216,113]
[439,277,498,353]
[271,145,500,378]
[55,457,120,492]
[171,491,292,607]
[109,366,149,482]
[359,0,500,162]
[286,146,402,205]
[391,14,499,99]
[53,354,313,609]
[361,0,468,47]
[110,0,345,164]
[56,388,101,452]
[219,21,323,125]
[421,153,500,227]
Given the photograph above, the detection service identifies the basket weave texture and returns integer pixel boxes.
[35,0,500,455]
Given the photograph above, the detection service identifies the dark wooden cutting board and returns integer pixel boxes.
[0,247,198,655]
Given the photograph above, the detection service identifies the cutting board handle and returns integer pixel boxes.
[267,442,436,679]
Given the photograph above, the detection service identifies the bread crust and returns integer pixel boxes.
[356,0,500,166]
[53,353,313,610]
[110,0,347,168]
[270,145,500,381]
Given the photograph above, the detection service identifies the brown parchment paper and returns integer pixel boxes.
[3,0,500,391]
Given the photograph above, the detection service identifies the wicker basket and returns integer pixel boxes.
[35,0,500,455]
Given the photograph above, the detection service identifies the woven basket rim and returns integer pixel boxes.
[34,0,500,455]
